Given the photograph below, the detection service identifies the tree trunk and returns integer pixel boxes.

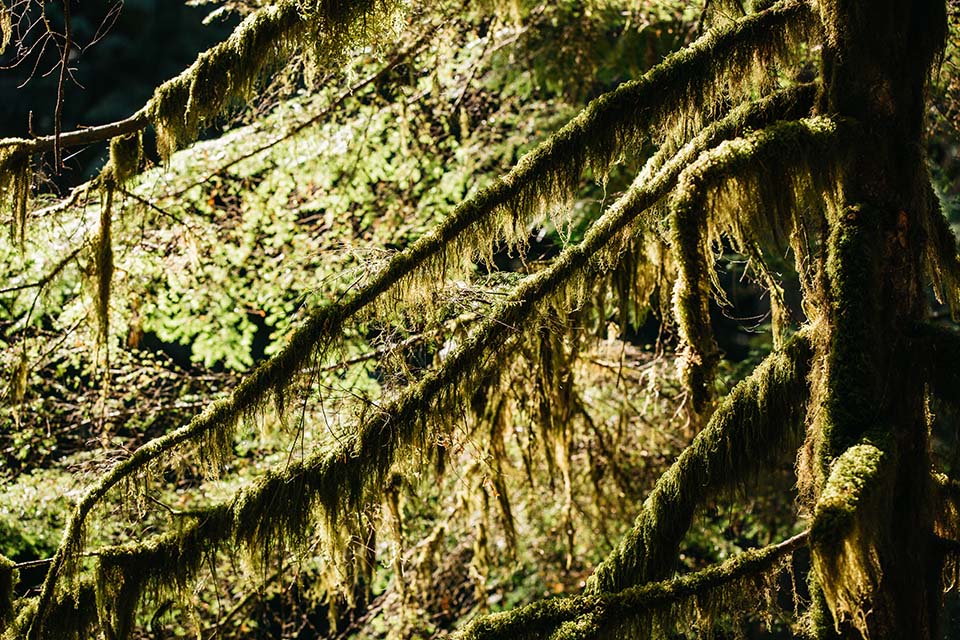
[810,1,947,638]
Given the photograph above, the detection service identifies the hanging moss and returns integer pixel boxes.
[0,1,10,56]
[668,116,850,413]
[95,506,232,639]
[108,133,143,184]
[22,580,100,640]
[0,553,16,627]
[148,0,398,160]
[0,142,30,247]
[29,78,824,640]
[96,183,115,350]
[809,442,888,637]
[456,531,807,640]
[27,18,825,629]
[585,331,812,595]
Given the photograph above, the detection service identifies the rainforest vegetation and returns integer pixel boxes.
[2,0,960,638]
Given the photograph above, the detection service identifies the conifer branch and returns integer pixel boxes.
[670,116,851,412]
[27,85,818,638]
[456,530,808,640]
[47,86,820,637]
[585,330,813,595]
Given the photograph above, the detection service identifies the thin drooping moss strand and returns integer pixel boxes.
[0,143,30,247]
[456,531,808,640]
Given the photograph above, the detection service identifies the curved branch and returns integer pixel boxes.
[670,116,853,412]
[456,531,808,640]
[585,330,813,595]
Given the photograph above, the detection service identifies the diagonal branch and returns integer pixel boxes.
[26,86,814,636]
[584,329,813,595]
[455,531,809,640]
[52,85,819,638]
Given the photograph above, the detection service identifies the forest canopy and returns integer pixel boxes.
[2,0,960,638]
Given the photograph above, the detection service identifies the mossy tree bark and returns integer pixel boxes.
[809,1,946,637]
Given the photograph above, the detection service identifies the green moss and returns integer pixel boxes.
[148,0,397,160]
[668,116,850,413]
[585,331,812,595]
[0,553,16,627]
[108,133,143,184]
[0,142,30,247]
[457,532,807,640]
[809,442,888,637]
[0,1,10,56]
[96,184,114,349]
[95,506,231,639]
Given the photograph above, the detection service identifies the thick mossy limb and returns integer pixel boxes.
[669,116,849,414]
[810,202,886,482]
[585,332,813,595]
[455,531,807,640]
[809,442,888,637]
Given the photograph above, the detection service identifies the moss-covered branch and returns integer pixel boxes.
[669,116,850,412]
[809,441,889,637]
[456,531,808,640]
[584,331,812,595]
[44,85,817,638]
